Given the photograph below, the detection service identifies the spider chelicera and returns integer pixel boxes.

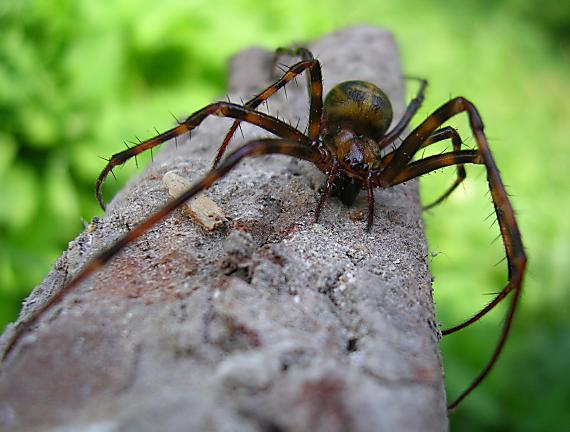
[3,47,526,411]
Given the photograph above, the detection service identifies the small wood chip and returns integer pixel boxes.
[349,210,365,222]
[162,171,228,231]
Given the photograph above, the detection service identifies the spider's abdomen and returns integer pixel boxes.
[322,81,393,141]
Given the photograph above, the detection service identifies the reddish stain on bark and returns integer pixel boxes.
[297,376,353,431]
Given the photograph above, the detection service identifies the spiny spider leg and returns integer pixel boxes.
[3,138,329,362]
[272,47,315,75]
[390,150,480,185]
[314,157,339,222]
[214,49,323,167]
[273,47,322,140]
[419,126,466,209]
[379,126,466,209]
[376,97,527,411]
[96,102,312,209]
[377,77,428,151]
[366,173,375,231]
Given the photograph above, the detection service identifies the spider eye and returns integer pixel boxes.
[343,156,369,170]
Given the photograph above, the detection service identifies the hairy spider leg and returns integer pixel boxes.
[390,150,480,185]
[96,102,312,209]
[273,47,323,140]
[380,97,526,327]
[314,157,339,222]
[416,126,467,209]
[341,125,462,230]
[270,47,320,119]
[376,97,527,411]
[213,53,323,167]
[365,173,375,230]
[389,149,520,411]
[272,46,315,73]
[379,126,466,209]
[377,77,428,151]
[3,139,329,363]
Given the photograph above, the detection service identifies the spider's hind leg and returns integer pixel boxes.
[378,96,526,411]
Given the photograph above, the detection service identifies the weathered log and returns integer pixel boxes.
[0,26,447,431]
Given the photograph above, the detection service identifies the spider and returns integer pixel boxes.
[2,47,526,412]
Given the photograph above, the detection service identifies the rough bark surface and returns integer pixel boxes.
[0,26,447,431]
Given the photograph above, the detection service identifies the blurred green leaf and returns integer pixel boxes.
[0,162,38,230]
[46,155,79,222]
[0,133,16,176]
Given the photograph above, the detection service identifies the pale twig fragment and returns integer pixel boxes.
[162,171,228,231]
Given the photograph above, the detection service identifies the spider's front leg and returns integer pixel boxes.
[96,102,312,209]
[377,97,527,410]
[3,138,330,362]
[214,47,323,167]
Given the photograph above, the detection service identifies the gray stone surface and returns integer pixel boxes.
[0,26,447,431]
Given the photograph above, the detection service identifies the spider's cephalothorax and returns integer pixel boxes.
[321,80,393,205]
[4,47,526,414]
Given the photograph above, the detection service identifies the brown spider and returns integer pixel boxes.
[3,47,526,411]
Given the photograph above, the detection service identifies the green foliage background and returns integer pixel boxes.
[1,0,569,429]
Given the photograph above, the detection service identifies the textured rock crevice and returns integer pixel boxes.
[0,26,447,431]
